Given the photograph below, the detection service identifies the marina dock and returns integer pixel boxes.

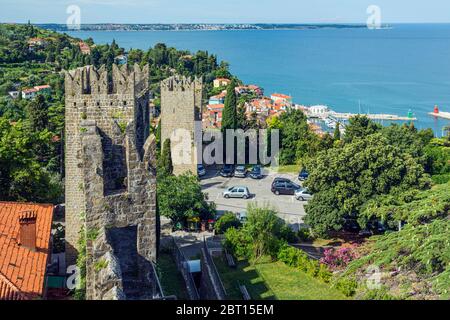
[329,112,417,121]
[428,111,450,120]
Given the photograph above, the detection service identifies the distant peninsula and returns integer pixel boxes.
[36,23,375,32]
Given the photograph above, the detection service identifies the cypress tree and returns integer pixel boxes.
[221,79,237,131]
[156,119,161,152]
[333,122,341,141]
[159,139,173,176]
[27,94,48,132]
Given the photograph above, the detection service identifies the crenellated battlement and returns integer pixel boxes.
[160,75,202,92]
[65,64,149,97]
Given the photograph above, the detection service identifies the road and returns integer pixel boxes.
[200,168,307,231]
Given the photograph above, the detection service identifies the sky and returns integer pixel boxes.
[1,0,450,24]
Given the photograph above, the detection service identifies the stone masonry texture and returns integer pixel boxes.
[64,64,158,300]
[160,75,203,176]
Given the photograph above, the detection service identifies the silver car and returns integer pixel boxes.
[234,166,248,178]
[295,188,313,201]
[223,186,251,199]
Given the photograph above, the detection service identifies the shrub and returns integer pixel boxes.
[297,228,312,242]
[215,212,241,234]
[333,277,358,297]
[320,245,358,270]
[277,245,332,283]
[278,224,298,243]
[317,263,333,283]
[223,227,252,259]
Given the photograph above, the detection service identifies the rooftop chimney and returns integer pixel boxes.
[19,211,37,251]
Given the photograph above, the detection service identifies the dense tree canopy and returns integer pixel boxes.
[0,118,62,202]
[268,109,331,165]
[304,133,430,236]
[343,115,381,143]
[157,174,215,225]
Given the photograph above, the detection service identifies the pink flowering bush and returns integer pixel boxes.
[320,245,358,270]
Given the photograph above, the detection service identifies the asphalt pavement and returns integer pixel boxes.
[200,167,308,231]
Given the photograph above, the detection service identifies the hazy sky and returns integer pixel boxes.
[1,0,450,24]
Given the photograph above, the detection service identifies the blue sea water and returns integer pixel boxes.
[67,24,450,135]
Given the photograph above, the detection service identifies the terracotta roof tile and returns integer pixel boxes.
[0,202,53,300]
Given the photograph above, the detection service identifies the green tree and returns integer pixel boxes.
[268,109,318,165]
[221,79,237,131]
[333,123,341,141]
[344,115,381,143]
[27,94,48,132]
[158,139,173,176]
[224,204,288,262]
[304,133,430,237]
[215,212,241,234]
[155,119,161,152]
[0,117,62,203]
[157,173,215,225]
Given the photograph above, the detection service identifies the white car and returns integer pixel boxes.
[295,188,313,201]
[223,186,251,199]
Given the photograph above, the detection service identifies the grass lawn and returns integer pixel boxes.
[213,255,275,300]
[255,261,347,300]
[273,165,300,174]
[214,255,346,300]
[157,252,189,300]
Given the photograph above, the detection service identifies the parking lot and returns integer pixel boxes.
[200,167,307,231]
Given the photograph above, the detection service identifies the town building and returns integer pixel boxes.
[271,93,293,106]
[203,103,224,129]
[79,41,91,55]
[21,88,37,99]
[0,202,54,300]
[21,84,51,99]
[213,78,231,88]
[8,91,20,99]
[245,97,273,115]
[235,85,264,97]
[27,38,48,51]
[208,91,226,105]
[308,105,329,117]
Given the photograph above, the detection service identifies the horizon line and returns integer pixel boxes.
[3,21,450,25]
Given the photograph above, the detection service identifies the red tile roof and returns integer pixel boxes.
[0,202,54,300]
[22,88,38,94]
[33,85,51,91]
[271,93,292,100]
[207,104,225,111]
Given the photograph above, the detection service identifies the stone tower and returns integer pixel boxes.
[65,65,158,299]
[160,75,202,175]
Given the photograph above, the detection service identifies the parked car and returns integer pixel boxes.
[271,179,301,195]
[220,165,234,177]
[249,165,263,179]
[197,164,206,177]
[223,186,251,199]
[234,165,248,178]
[295,188,313,201]
[271,177,292,186]
[298,169,309,181]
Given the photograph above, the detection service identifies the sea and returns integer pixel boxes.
[67,24,450,136]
